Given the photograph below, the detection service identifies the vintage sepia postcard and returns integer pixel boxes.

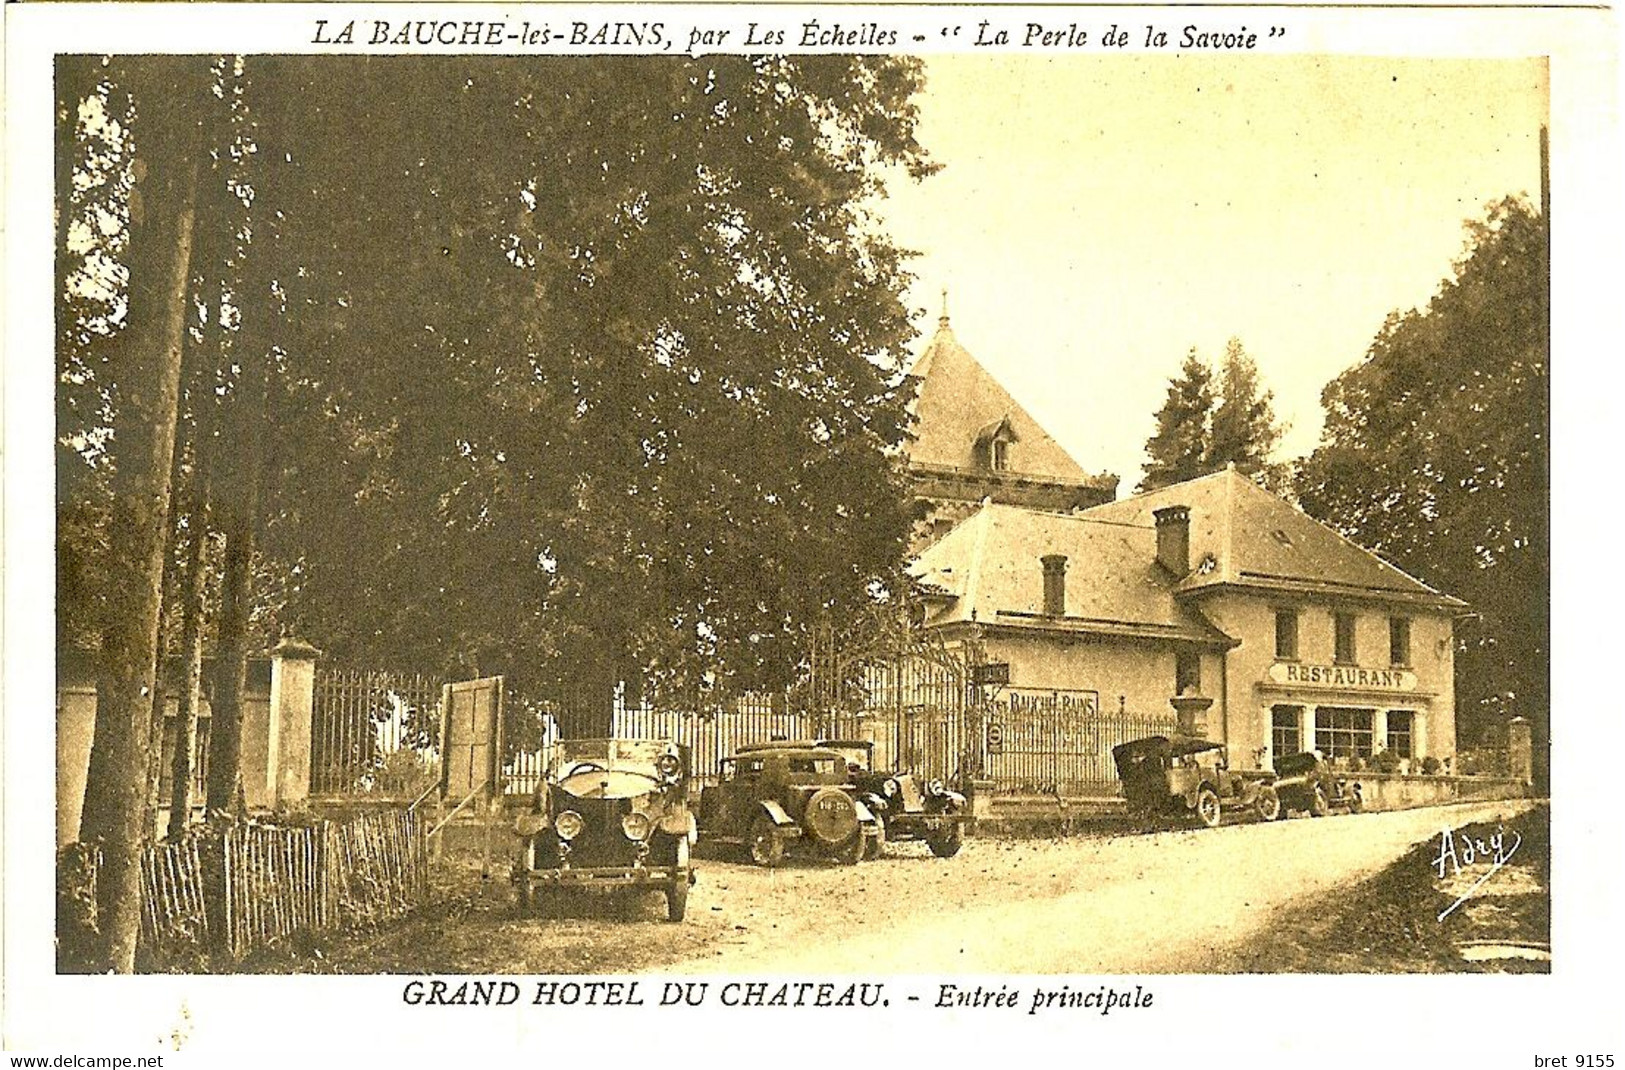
[4,1,1619,1064]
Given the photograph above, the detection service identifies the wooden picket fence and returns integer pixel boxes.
[223,808,428,957]
[65,808,430,964]
[140,839,210,948]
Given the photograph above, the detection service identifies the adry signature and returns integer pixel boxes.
[1433,823,1522,921]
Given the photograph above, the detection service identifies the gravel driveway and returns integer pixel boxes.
[659,798,1537,974]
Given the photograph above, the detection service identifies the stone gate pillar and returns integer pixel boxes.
[1507,716,1534,787]
[268,637,321,808]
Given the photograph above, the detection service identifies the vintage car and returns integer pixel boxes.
[1112,735,1281,828]
[697,743,882,867]
[815,739,971,859]
[1272,750,1366,817]
[511,738,697,922]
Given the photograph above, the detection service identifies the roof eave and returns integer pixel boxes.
[1175,575,1470,612]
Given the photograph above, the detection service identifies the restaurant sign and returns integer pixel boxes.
[1267,662,1417,692]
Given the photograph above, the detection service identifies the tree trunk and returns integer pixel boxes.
[78,57,209,974]
[142,428,191,832]
[205,57,279,816]
[167,485,211,840]
[205,505,254,815]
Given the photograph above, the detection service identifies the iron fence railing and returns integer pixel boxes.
[311,668,442,797]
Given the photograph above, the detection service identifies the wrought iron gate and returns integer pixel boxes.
[806,624,972,785]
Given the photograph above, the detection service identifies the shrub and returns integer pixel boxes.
[1370,749,1403,774]
[56,843,102,973]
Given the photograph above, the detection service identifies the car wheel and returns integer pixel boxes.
[927,821,964,858]
[748,816,785,868]
[833,832,864,865]
[864,820,887,860]
[1254,786,1281,823]
[1310,785,1330,817]
[1195,787,1222,828]
[1348,785,1365,813]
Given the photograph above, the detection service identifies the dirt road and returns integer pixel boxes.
[657,798,1536,974]
[327,798,1533,975]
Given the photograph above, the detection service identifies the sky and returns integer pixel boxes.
[876,54,1547,491]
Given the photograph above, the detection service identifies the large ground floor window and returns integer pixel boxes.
[1271,705,1303,758]
[1315,706,1375,760]
[1386,710,1415,758]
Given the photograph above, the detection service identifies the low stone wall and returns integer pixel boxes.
[966,773,1530,836]
[1354,772,1530,812]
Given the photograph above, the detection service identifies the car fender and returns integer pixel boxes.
[514,811,549,837]
[757,799,798,828]
[852,799,879,827]
[1184,781,1215,810]
[858,792,888,817]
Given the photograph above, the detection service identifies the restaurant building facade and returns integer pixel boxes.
[912,467,1465,775]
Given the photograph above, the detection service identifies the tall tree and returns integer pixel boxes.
[1140,348,1215,491]
[244,56,936,712]
[1140,339,1287,492]
[70,56,212,973]
[1296,196,1548,772]
[1208,337,1287,486]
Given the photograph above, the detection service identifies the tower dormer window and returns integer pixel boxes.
[975,415,1018,473]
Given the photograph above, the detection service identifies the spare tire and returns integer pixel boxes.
[804,788,860,846]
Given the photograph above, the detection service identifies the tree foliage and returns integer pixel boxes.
[1296,196,1548,758]
[1140,338,1285,491]
[244,56,934,699]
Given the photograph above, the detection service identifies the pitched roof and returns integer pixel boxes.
[1080,468,1466,608]
[909,504,1236,646]
[905,316,1090,481]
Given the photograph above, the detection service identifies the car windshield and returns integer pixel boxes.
[551,738,671,774]
[819,744,871,771]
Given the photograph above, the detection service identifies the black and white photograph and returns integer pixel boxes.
[3,2,1619,1063]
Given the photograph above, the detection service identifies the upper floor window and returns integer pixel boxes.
[1274,609,1299,660]
[991,439,1009,471]
[1334,612,1357,665]
[1389,617,1411,667]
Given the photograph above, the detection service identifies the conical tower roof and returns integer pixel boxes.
[905,309,1090,482]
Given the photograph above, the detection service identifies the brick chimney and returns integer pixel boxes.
[1153,506,1190,576]
[1041,554,1068,617]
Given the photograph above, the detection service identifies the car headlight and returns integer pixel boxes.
[927,778,945,797]
[554,810,585,841]
[883,779,900,798]
[655,753,682,779]
[620,812,653,841]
